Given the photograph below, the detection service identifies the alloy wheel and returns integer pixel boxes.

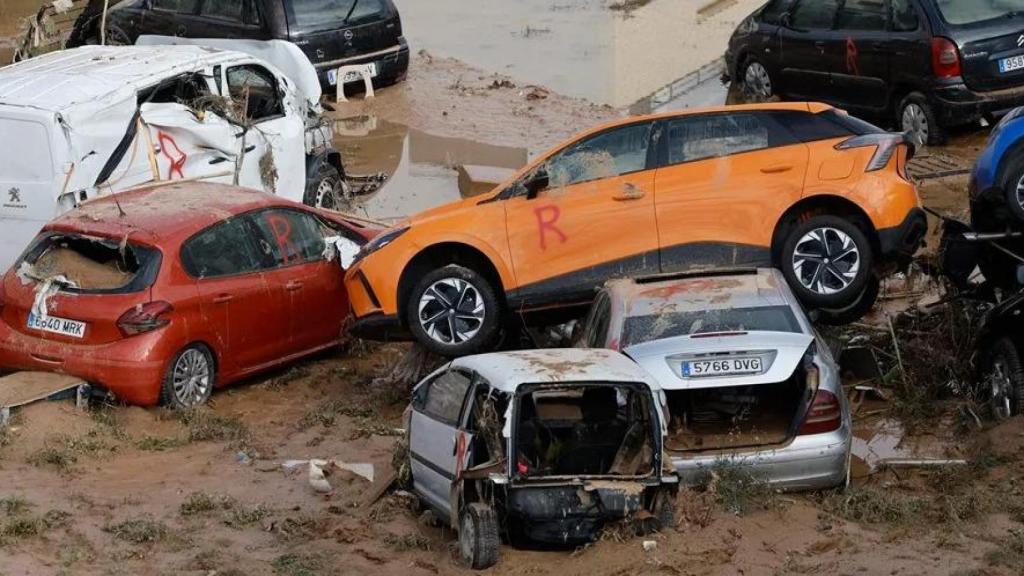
[418,278,486,345]
[172,349,212,407]
[743,62,772,102]
[988,358,1014,421]
[316,178,350,210]
[902,103,930,148]
[792,227,861,296]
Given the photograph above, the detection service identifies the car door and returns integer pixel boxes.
[829,0,891,111]
[409,367,475,518]
[653,111,809,272]
[222,64,306,201]
[503,122,661,307]
[144,0,204,37]
[778,0,842,101]
[196,0,269,39]
[181,216,282,376]
[249,208,346,356]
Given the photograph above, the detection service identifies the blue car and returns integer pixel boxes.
[971,107,1024,230]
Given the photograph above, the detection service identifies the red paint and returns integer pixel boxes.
[157,132,187,180]
[846,37,860,76]
[454,431,468,480]
[265,214,298,264]
[534,205,567,250]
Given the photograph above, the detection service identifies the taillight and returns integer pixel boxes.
[835,133,912,172]
[117,301,173,336]
[798,389,842,436]
[931,37,962,78]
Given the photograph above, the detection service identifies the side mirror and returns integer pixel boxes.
[525,168,549,199]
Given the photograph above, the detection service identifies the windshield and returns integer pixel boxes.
[935,0,1024,26]
[622,306,801,348]
[285,0,386,31]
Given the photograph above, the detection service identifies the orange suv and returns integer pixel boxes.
[345,103,925,356]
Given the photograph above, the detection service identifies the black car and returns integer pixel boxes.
[68,0,409,91]
[725,0,1024,146]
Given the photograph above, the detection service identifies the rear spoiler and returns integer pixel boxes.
[835,132,916,171]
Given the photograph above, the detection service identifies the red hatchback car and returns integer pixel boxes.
[0,183,376,408]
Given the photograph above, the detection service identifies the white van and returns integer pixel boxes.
[0,39,347,274]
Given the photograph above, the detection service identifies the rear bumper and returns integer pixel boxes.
[670,425,851,491]
[0,320,172,406]
[314,38,410,88]
[931,81,1024,126]
[878,207,928,264]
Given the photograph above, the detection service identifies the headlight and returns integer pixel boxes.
[351,226,409,266]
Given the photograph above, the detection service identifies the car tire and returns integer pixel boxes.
[781,215,874,310]
[740,57,775,103]
[160,344,215,409]
[303,162,347,210]
[898,92,944,148]
[407,265,501,357]
[982,337,1024,421]
[996,147,1024,225]
[815,275,880,326]
[458,503,500,570]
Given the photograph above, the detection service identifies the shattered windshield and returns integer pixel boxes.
[622,306,801,348]
[285,0,386,31]
[935,0,1024,25]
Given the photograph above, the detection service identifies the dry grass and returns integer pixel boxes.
[104,516,169,544]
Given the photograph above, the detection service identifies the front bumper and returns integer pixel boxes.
[931,81,1024,126]
[0,321,172,406]
[878,207,928,264]
[349,312,409,341]
[315,38,410,88]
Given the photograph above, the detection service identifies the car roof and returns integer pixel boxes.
[46,182,301,246]
[0,45,250,113]
[454,348,659,393]
[607,269,792,318]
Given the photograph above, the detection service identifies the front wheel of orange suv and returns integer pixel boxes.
[406,264,502,357]
[780,215,875,311]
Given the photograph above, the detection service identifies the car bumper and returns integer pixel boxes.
[670,426,851,491]
[349,312,410,341]
[314,38,410,88]
[0,321,172,406]
[932,81,1024,126]
[878,207,927,264]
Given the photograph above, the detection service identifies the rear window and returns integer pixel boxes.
[622,306,801,348]
[20,234,160,294]
[0,119,53,183]
[935,0,1024,26]
[284,0,387,31]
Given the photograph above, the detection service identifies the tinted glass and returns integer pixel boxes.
[201,0,244,21]
[152,0,199,12]
[935,0,1024,26]
[774,110,882,142]
[622,306,801,347]
[226,65,283,122]
[182,219,261,279]
[545,123,652,188]
[890,0,920,31]
[665,113,795,165]
[251,210,326,267]
[790,0,839,28]
[836,0,887,30]
[760,0,797,24]
[285,0,386,30]
[423,370,472,424]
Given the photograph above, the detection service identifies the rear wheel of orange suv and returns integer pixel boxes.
[780,216,874,309]
[407,265,501,356]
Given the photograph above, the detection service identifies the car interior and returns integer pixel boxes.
[26,234,144,292]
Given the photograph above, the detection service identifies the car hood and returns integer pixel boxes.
[624,331,814,390]
[409,193,499,225]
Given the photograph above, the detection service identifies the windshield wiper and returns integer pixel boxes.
[343,0,360,25]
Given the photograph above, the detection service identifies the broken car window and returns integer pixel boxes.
[141,73,212,106]
[665,113,781,164]
[251,210,326,267]
[21,233,159,294]
[226,65,284,122]
[836,0,886,31]
[790,0,840,29]
[422,370,473,425]
[622,306,801,347]
[152,0,200,13]
[543,122,652,189]
[181,218,262,279]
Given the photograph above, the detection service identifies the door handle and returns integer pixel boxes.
[760,164,793,174]
[213,294,234,304]
[814,41,826,50]
[613,182,647,201]
[286,281,304,292]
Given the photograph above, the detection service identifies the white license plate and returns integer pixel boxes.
[327,63,378,86]
[682,357,763,378]
[27,313,87,339]
[1000,55,1024,73]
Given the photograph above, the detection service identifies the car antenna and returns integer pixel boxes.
[111,189,127,218]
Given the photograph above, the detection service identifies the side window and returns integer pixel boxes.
[181,219,261,279]
[422,370,473,425]
[836,0,887,31]
[152,0,199,13]
[201,0,244,22]
[665,113,794,165]
[226,65,284,123]
[790,0,839,29]
[251,210,326,268]
[890,0,920,31]
[141,72,212,105]
[543,122,653,189]
[760,0,796,25]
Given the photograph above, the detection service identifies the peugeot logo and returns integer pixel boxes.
[316,48,325,59]
[343,29,354,41]
[1018,34,1024,47]
[7,187,20,204]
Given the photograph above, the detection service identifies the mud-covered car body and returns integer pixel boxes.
[578,269,852,490]
[407,349,678,561]
[68,0,410,89]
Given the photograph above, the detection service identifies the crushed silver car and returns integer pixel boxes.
[577,269,852,491]
[406,348,679,569]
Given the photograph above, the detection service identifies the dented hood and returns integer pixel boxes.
[624,331,814,390]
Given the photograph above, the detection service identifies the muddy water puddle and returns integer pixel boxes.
[332,115,527,221]
[850,415,961,481]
